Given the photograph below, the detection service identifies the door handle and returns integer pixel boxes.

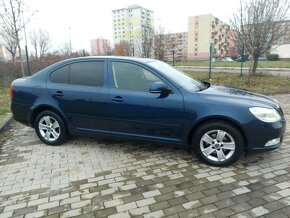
[53,91,63,97]
[112,96,124,102]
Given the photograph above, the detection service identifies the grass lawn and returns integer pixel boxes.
[0,72,290,125]
[185,71,290,95]
[0,87,10,124]
[174,60,290,68]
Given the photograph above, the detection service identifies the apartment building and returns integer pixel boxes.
[188,14,235,60]
[164,32,188,61]
[271,20,290,59]
[90,38,111,55]
[112,4,154,52]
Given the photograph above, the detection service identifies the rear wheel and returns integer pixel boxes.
[35,111,68,145]
[192,121,244,166]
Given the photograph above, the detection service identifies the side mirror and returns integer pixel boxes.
[149,82,171,94]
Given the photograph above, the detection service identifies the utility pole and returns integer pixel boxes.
[69,27,72,55]
[209,43,214,79]
[172,50,175,66]
[22,10,31,76]
[240,42,245,77]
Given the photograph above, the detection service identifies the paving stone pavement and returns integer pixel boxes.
[0,94,289,218]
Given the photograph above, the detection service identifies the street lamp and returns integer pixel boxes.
[22,10,31,76]
[172,44,175,66]
[69,27,72,55]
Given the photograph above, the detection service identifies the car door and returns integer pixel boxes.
[47,59,110,133]
[108,60,185,143]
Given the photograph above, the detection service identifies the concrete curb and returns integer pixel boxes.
[0,113,13,133]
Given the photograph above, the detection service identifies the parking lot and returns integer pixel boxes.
[0,94,289,218]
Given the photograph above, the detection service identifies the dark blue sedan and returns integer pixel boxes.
[10,57,286,166]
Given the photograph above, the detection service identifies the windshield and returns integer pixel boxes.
[147,60,205,92]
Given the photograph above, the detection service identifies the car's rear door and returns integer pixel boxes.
[107,60,185,143]
[47,59,110,134]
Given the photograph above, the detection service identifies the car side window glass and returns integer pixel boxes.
[70,61,104,87]
[111,62,162,91]
[49,65,69,83]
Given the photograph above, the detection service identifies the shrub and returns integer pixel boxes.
[266,54,279,61]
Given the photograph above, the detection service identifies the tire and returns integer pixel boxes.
[192,121,244,167]
[35,110,68,145]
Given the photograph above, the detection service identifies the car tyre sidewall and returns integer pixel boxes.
[193,121,244,167]
[35,110,67,146]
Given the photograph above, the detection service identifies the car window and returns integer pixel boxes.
[70,61,104,87]
[147,60,204,92]
[111,62,162,91]
[49,65,69,83]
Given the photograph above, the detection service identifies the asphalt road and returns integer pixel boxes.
[176,66,290,77]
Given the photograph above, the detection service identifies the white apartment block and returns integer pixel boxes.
[112,5,154,49]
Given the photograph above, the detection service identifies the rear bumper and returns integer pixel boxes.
[11,102,32,127]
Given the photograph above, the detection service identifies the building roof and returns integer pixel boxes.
[127,4,141,9]
[112,5,153,13]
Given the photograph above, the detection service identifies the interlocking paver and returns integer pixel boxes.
[129,205,150,216]
[38,201,59,210]
[0,94,289,217]
[116,202,137,212]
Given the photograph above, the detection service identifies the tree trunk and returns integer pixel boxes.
[35,45,38,60]
[12,54,15,64]
[251,56,259,75]
[17,44,25,77]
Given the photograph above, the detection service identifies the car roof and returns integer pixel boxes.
[61,56,155,64]
[30,56,158,79]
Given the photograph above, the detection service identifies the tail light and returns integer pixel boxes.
[10,82,13,98]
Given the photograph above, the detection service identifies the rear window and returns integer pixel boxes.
[49,61,105,87]
[49,65,69,83]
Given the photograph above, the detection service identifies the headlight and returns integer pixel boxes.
[249,107,281,123]
[273,99,280,109]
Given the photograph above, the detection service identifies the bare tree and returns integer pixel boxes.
[153,26,170,61]
[231,0,290,74]
[30,29,51,59]
[0,0,25,75]
[58,42,71,56]
[113,41,131,56]
[30,29,38,59]
[103,43,112,55]
[0,31,17,63]
[135,21,154,58]
[38,29,50,58]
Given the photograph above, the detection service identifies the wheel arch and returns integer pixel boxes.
[187,116,248,151]
[30,105,67,129]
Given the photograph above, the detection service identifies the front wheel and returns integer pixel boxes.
[35,110,68,145]
[192,121,244,166]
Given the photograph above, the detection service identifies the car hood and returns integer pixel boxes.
[198,85,279,109]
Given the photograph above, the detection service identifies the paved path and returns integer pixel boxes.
[0,94,289,218]
[176,66,290,77]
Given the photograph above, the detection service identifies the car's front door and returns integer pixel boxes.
[108,60,185,143]
[47,60,110,134]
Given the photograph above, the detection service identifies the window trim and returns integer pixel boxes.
[48,60,106,88]
[110,60,168,92]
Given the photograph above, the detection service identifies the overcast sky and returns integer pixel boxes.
[25,0,241,51]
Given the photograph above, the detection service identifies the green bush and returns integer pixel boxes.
[266,54,279,61]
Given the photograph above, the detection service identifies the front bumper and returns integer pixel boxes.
[245,118,286,153]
